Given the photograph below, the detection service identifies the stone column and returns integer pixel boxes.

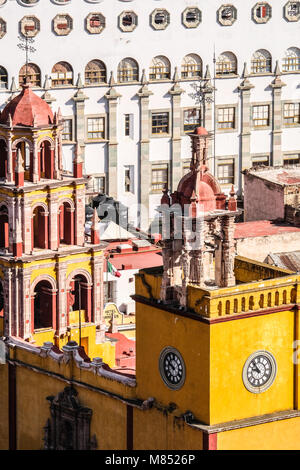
[56,261,68,335]
[3,267,12,337]
[137,78,153,231]
[23,201,33,254]
[14,196,23,257]
[238,65,254,195]
[32,134,39,183]
[105,81,121,200]
[220,216,236,288]
[271,62,286,166]
[48,193,59,251]
[92,255,105,342]
[72,88,89,151]
[169,72,184,191]
[74,184,85,246]
[20,269,32,339]
[7,133,13,183]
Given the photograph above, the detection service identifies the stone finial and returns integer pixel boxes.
[62,340,79,363]
[43,74,51,91]
[204,65,211,80]
[242,62,249,79]
[57,107,62,122]
[10,76,17,93]
[228,185,237,212]
[173,67,179,83]
[16,148,24,171]
[274,60,282,77]
[76,73,83,89]
[7,113,13,128]
[109,71,116,87]
[141,69,147,85]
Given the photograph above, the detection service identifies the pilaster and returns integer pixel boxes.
[56,261,68,335]
[105,75,121,200]
[169,69,184,192]
[137,74,153,230]
[271,62,286,166]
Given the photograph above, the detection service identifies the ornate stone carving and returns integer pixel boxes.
[43,386,97,450]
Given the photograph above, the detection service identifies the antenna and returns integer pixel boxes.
[17,33,36,83]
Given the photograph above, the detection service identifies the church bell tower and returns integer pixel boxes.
[0,81,106,355]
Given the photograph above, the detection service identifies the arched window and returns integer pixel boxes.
[283,47,300,72]
[85,59,106,85]
[51,61,73,86]
[241,297,246,312]
[251,49,272,74]
[0,66,8,89]
[58,202,74,246]
[39,140,53,179]
[0,205,9,251]
[268,292,272,307]
[225,300,230,315]
[34,280,54,330]
[32,206,48,250]
[275,291,280,306]
[291,288,297,303]
[181,54,202,79]
[149,56,171,80]
[283,290,287,304]
[233,298,238,313]
[216,51,237,76]
[249,296,254,310]
[19,63,41,87]
[117,58,139,83]
[218,301,222,316]
[68,274,92,324]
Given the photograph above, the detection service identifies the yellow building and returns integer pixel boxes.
[1,125,300,450]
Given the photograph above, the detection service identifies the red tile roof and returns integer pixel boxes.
[235,220,300,239]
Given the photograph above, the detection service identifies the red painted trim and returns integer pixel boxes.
[126,405,133,450]
[13,242,23,257]
[8,363,17,450]
[203,432,217,450]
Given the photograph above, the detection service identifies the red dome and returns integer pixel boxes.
[177,171,217,211]
[0,83,54,127]
[193,126,209,136]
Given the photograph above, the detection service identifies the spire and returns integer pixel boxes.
[91,208,100,244]
[272,60,286,89]
[109,71,116,87]
[242,62,249,79]
[43,74,51,90]
[228,185,237,211]
[274,60,281,77]
[141,69,147,85]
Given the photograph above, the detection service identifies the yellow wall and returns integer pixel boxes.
[218,416,300,450]
[210,310,295,424]
[135,302,211,424]
[0,363,9,450]
[133,407,203,450]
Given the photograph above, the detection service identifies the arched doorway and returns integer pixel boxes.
[0,140,7,178]
[58,202,74,245]
[32,206,48,250]
[39,141,53,179]
[68,274,92,324]
[33,280,55,330]
[0,205,9,251]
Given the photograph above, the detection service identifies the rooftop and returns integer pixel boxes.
[235,220,300,239]
[244,166,300,186]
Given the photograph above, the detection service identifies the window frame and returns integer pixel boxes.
[216,105,237,132]
[151,111,170,136]
[86,115,106,141]
[151,163,169,193]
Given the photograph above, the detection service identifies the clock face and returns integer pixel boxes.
[243,351,277,394]
[159,347,185,390]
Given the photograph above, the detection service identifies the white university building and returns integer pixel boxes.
[0,0,300,228]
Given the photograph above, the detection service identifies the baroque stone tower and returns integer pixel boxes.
[0,82,106,354]
[159,127,238,307]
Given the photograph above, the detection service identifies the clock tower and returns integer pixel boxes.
[134,127,300,450]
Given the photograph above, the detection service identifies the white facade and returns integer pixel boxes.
[0,0,300,226]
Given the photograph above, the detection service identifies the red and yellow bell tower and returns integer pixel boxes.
[0,82,113,363]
